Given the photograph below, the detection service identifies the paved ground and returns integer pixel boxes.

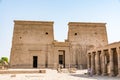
[0,69,120,80]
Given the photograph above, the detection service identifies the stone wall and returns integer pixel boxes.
[10,21,108,69]
[10,21,54,68]
[68,22,108,69]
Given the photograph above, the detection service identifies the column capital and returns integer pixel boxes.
[92,52,96,56]
[101,50,105,55]
[116,47,120,54]
[96,51,101,56]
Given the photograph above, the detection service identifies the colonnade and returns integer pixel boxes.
[87,46,120,77]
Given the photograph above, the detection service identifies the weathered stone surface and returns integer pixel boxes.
[10,20,108,69]
[68,22,108,69]
[87,42,120,76]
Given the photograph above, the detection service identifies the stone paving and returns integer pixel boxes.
[0,69,120,80]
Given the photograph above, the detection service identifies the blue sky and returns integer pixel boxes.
[0,0,120,59]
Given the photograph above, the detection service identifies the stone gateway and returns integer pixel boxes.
[10,20,108,69]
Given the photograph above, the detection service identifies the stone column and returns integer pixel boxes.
[117,47,120,77]
[109,49,115,76]
[102,50,107,76]
[96,51,101,75]
[87,53,91,69]
[91,52,95,75]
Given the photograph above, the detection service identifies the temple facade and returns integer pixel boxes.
[10,20,108,69]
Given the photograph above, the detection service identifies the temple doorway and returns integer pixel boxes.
[33,56,38,68]
[58,50,65,68]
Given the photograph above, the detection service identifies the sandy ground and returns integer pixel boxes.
[0,69,120,80]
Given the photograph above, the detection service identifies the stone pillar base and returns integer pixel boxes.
[102,73,107,76]
[109,73,115,77]
[96,73,101,75]
[117,74,120,77]
[92,70,96,75]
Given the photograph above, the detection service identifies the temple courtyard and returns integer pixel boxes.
[0,69,120,80]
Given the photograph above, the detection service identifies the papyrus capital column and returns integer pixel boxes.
[117,47,120,77]
[87,53,91,69]
[109,49,115,76]
[102,50,107,76]
[96,51,101,75]
[91,52,95,75]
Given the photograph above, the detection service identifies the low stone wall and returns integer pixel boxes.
[0,69,46,74]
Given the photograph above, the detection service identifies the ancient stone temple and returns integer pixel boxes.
[10,20,108,69]
[87,42,120,76]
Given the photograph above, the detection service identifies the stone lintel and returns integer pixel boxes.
[53,42,70,47]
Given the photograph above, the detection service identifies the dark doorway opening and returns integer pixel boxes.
[33,56,38,68]
[58,50,65,68]
[59,55,63,64]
